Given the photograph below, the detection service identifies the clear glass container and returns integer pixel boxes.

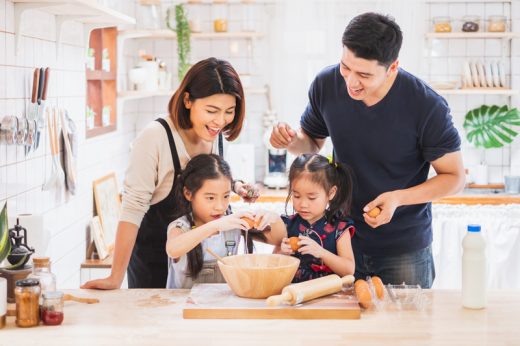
[27,257,56,299]
[14,278,41,328]
[433,16,452,33]
[213,3,228,32]
[487,15,507,32]
[41,291,64,326]
[461,15,481,32]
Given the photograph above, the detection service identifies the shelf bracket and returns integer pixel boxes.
[55,15,97,58]
[14,2,62,56]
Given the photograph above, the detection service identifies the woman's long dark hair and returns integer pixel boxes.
[171,154,260,279]
[168,57,245,141]
[286,154,353,224]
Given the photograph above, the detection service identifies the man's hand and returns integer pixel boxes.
[270,122,296,149]
[363,191,402,228]
[235,182,259,203]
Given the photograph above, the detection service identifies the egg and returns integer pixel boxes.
[354,279,373,309]
[367,207,381,218]
[371,276,385,300]
[241,216,257,230]
[288,237,300,251]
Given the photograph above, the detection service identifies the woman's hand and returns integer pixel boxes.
[81,275,122,290]
[279,237,294,255]
[208,212,252,233]
[297,235,325,258]
[234,181,260,203]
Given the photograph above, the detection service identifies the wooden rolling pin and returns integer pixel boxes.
[266,274,355,306]
[63,294,99,304]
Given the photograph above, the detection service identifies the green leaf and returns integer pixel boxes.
[464,105,520,149]
[0,203,11,263]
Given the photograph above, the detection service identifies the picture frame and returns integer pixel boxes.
[90,216,109,260]
[92,172,121,250]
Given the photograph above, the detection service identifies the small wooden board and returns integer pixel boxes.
[183,284,360,319]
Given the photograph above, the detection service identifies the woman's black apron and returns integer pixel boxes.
[127,118,223,288]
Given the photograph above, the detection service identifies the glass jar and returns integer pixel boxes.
[488,15,506,32]
[213,3,228,33]
[41,291,64,326]
[461,15,480,32]
[433,16,452,33]
[14,278,40,328]
[27,257,56,302]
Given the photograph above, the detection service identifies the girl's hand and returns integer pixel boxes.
[279,237,294,255]
[235,181,260,203]
[253,210,278,231]
[209,212,252,233]
[297,235,325,258]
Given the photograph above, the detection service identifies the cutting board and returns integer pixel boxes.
[183,284,361,319]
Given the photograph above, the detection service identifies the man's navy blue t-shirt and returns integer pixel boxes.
[300,65,461,256]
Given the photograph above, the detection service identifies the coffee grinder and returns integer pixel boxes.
[262,85,288,189]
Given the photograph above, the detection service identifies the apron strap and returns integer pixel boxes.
[156,118,182,177]
[218,133,223,158]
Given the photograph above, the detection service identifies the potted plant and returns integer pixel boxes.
[463,104,520,184]
[0,203,10,266]
[167,4,191,81]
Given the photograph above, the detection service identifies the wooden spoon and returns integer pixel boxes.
[206,248,225,263]
[63,294,99,304]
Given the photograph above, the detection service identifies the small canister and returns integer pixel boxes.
[433,16,452,33]
[488,15,507,32]
[462,15,480,32]
[41,291,64,326]
[14,278,40,328]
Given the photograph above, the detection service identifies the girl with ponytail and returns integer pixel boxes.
[279,153,356,283]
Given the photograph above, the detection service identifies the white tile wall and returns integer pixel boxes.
[0,1,133,288]
[423,0,520,184]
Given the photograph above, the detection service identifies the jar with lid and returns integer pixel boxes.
[212,3,228,32]
[28,257,56,299]
[15,278,40,327]
[462,15,480,32]
[41,291,64,326]
[487,15,506,32]
[433,16,452,33]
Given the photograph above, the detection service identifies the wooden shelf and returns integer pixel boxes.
[426,32,519,39]
[434,88,519,95]
[86,70,116,81]
[118,29,264,40]
[118,87,267,102]
[13,0,135,55]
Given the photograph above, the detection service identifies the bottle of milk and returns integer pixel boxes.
[462,224,486,309]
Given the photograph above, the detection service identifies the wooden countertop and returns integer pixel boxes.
[231,186,520,205]
[2,289,519,345]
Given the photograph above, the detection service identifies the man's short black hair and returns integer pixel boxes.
[342,12,403,68]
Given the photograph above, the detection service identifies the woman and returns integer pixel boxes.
[82,58,256,289]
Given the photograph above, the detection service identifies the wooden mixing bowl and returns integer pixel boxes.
[218,254,300,299]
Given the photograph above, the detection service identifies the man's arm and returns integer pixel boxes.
[270,123,326,155]
[364,151,465,228]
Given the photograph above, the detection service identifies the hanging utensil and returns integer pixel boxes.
[59,109,77,194]
[34,67,49,151]
[42,108,65,191]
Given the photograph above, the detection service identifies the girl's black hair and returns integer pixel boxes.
[171,154,261,279]
[285,154,353,223]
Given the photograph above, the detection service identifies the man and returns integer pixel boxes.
[270,12,465,288]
